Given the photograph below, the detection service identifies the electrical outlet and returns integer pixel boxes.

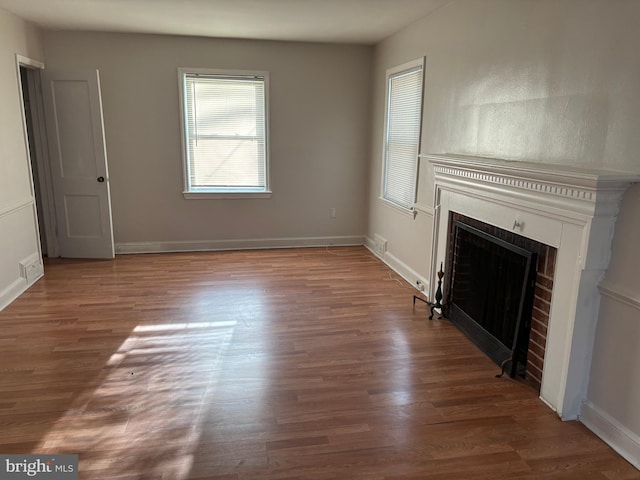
[329,207,336,218]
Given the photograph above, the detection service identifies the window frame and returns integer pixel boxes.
[379,57,425,216]
[178,67,271,199]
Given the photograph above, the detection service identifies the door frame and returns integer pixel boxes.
[16,54,59,258]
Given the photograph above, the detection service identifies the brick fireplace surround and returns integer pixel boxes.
[424,154,639,420]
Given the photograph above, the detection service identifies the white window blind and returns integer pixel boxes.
[181,71,268,194]
[382,60,424,210]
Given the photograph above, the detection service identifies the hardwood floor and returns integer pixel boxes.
[0,246,637,479]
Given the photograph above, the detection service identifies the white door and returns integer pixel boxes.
[43,69,114,258]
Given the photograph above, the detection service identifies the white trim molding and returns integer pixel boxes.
[16,55,59,258]
[380,57,425,212]
[364,236,429,294]
[0,278,29,312]
[424,153,639,420]
[413,202,435,217]
[0,198,33,218]
[599,280,640,311]
[581,400,640,470]
[378,196,417,219]
[177,67,271,197]
[116,235,365,254]
[16,54,44,70]
[183,191,272,200]
[364,236,381,257]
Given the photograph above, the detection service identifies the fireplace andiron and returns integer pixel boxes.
[413,262,446,320]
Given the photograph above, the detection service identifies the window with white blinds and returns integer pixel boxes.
[382,58,424,210]
[179,69,270,197]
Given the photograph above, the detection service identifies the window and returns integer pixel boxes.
[178,68,270,198]
[381,58,424,211]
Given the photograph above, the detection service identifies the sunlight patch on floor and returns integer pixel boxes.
[35,321,237,479]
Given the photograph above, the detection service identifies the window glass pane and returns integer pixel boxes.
[183,73,267,192]
[383,64,423,209]
[191,139,264,188]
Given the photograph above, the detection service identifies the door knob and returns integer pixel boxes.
[97,176,105,182]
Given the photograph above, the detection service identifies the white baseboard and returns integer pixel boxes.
[116,235,365,254]
[580,400,640,470]
[364,236,429,294]
[0,278,28,311]
[364,236,379,257]
[364,236,378,253]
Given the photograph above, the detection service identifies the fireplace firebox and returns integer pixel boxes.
[447,219,537,379]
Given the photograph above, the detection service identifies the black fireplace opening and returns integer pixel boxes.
[447,220,537,378]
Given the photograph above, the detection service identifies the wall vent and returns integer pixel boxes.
[19,255,43,284]
[373,234,387,257]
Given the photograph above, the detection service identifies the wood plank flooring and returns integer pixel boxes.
[0,246,637,479]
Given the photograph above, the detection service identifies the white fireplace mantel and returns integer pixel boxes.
[423,153,640,420]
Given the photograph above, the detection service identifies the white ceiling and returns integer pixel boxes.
[0,0,451,45]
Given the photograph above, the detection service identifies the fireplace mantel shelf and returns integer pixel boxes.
[423,153,640,193]
[423,153,639,420]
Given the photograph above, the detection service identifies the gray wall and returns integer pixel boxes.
[0,8,44,308]
[42,31,373,251]
[366,0,640,465]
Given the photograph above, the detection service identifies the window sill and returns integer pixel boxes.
[378,197,417,219]
[183,191,272,199]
